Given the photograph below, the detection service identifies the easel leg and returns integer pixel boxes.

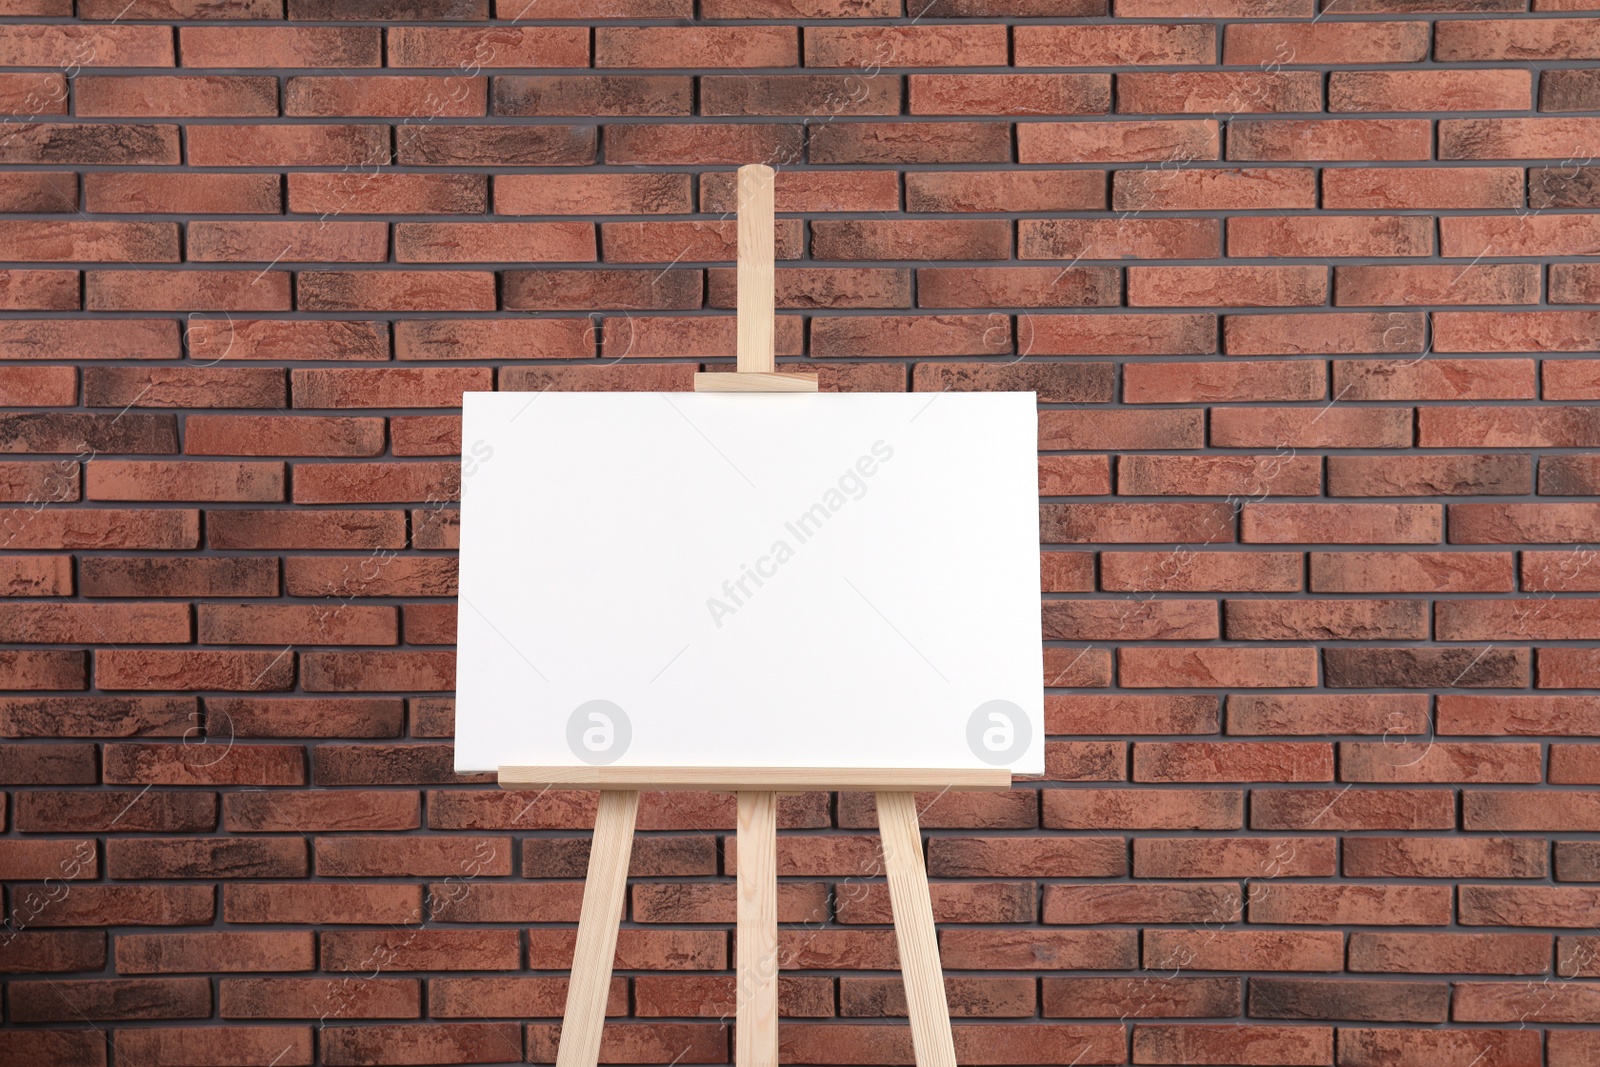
[556,789,639,1067]
[736,790,779,1067]
[876,791,957,1067]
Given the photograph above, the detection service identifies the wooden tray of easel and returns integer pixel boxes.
[498,164,1012,1067]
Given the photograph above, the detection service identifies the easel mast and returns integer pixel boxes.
[499,165,1011,1067]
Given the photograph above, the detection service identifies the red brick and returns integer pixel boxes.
[77,75,277,117]
[0,24,173,65]
[813,219,1009,262]
[1344,1029,1541,1067]
[810,121,1011,165]
[907,171,1103,213]
[606,122,797,166]
[1028,313,1216,355]
[703,171,897,216]
[709,267,908,311]
[293,367,490,408]
[1226,311,1425,355]
[0,172,76,213]
[938,929,1135,970]
[1117,452,1321,496]
[9,884,214,930]
[224,883,421,925]
[1136,1022,1333,1064]
[10,977,211,1022]
[1017,23,1213,66]
[1230,118,1431,161]
[1442,117,1600,159]
[0,930,106,973]
[804,24,1008,67]
[0,838,97,879]
[106,831,308,876]
[1330,455,1532,498]
[1225,21,1426,63]
[185,415,383,457]
[0,651,86,690]
[1044,787,1240,829]
[219,976,420,1020]
[1045,598,1216,641]
[1334,69,1531,112]
[1121,70,1321,113]
[1044,883,1237,928]
[1460,885,1600,925]
[1451,502,1600,542]
[703,73,897,116]
[322,1023,521,1067]
[1100,550,1302,592]
[286,75,486,117]
[1540,649,1600,689]
[1344,836,1546,879]
[841,975,1032,1018]
[1126,360,1323,403]
[1309,551,1513,593]
[1552,263,1600,305]
[812,314,1011,358]
[1043,502,1232,544]
[0,458,79,504]
[1323,166,1525,209]
[1023,120,1219,164]
[1137,836,1336,878]
[290,172,485,216]
[1253,787,1454,831]
[110,1027,312,1067]
[1436,311,1600,352]
[1551,1032,1600,1067]
[396,123,598,167]
[527,1022,724,1065]
[1437,17,1600,60]
[302,651,454,692]
[180,26,381,67]
[1243,503,1439,543]
[0,554,75,596]
[919,266,1118,308]
[1326,646,1529,688]
[1149,929,1344,973]
[102,742,302,786]
[601,219,800,263]
[595,25,794,67]
[1228,215,1433,258]
[1120,646,1318,688]
[0,366,76,407]
[389,25,587,67]
[1260,885,1456,929]
[86,460,283,502]
[393,319,589,362]
[1021,217,1219,260]
[0,602,188,644]
[187,124,387,167]
[0,220,177,263]
[433,975,624,1017]
[911,73,1107,116]
[1114,166,1312,210]
[0,269,76,311]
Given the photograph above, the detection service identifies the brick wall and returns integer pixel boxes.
[2,1,1599,1065]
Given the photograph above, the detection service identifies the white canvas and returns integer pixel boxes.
[453,390,1043,775]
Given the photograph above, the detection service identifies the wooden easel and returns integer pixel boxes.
[498,165,1013,1067]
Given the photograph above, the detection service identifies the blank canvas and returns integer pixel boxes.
[453,390,1043,775]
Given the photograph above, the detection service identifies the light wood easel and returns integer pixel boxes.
[499,165,1012,1067]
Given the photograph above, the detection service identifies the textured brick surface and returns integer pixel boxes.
[1,2,1598,1064]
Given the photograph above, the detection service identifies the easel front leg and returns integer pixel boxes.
[556,789,639,1067]
[736,790,779,1067]
[876,791,957,1067]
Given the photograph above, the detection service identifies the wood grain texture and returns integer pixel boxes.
[735,790,779,1067]
[736,162,776,375]
[554,788,639,1067]
[877,790,957,1067]
[693,370,818,392]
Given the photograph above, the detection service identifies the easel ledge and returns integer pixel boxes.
[498,765,1012,792]
[504,163,1003,1067]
